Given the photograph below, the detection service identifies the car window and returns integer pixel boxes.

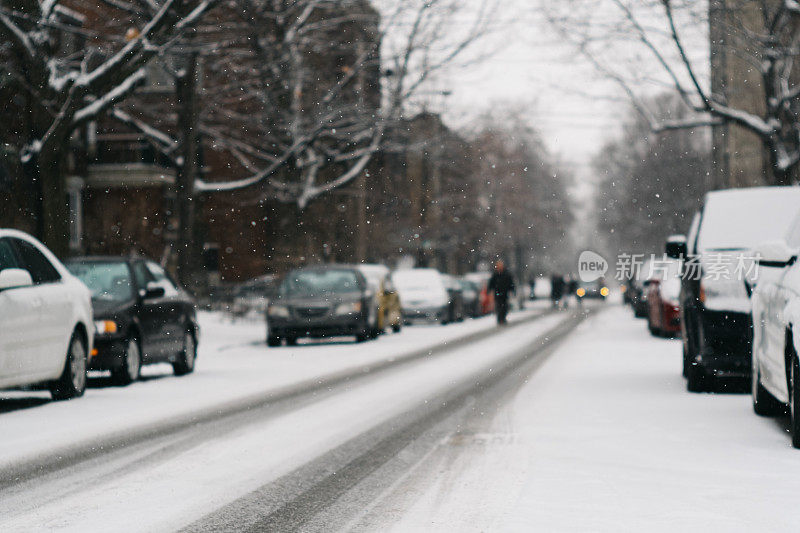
[132,261,152,289]
[65,261,134,302]
[384,277,396,293]
[281,269,361,297]
[12,238,61,284]
[686,211,701,255]
[0,238,20,271]
[145,261,179,295]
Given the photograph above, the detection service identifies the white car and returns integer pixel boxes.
[392,268,451,323]
[751,213,800,446]
[0,230,93,400]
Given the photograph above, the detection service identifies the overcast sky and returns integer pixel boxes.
[401,0,710,183]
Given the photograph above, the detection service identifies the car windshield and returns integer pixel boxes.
[281,270,360,297]
[66,261,134,302]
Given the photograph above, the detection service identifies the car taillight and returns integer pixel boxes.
[699,281,706,305]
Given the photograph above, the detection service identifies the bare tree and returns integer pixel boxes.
[545,0,800,185]
[0,0,220,254]
[107,0,496,276]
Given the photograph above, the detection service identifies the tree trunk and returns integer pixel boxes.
[26,146,70,258]
[175,53,201,289]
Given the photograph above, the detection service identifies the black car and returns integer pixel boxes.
[669,187,800,392]
[266,265,379,346]
[65,257,199,385]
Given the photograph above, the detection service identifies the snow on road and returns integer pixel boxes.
[0,303,547,471]
[0,307,568,532]
[367,305,800,532]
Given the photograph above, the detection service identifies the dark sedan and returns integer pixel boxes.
[65,257,199,385]
[266,265,378,346]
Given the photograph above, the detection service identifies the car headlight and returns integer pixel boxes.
[267,305,290,318]
[95,320,118,335]
[335,302,362,315]
[600,287,610,297]
[576,288,586,298]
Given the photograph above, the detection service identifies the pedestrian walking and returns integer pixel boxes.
[488,260,515,325]
[550,274,565,309]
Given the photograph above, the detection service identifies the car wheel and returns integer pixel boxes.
[686,362,707,393]
[172,330,196,376]
[50,332,87,401]
[789,350,800,448]
[267,336,282,347]
[355,332,369,343]
[112,336,141,386]
[392,322,402,333]
[752,357,782,416]
[286,336,298,346]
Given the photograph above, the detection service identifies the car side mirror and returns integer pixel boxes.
[755,240,798,267]
[141,284,166,300]
[665,235,688,259]
[0,268,33,291]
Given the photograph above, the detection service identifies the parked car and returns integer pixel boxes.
[0,230,93,400]
[65,257,199,384]
[357,264,403,333]
[460,278,482,317]
[229,274,279,317]
[750,213,800,446]
[267,265,378,345]
[530,276,552,300]
[668,187,800,392]
[393,268,452,324]
[442,274,466,322]
[463,272,494,315]
[630,259,652,318]
[646,256,682,337]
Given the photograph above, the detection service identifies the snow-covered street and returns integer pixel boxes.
[3,303,800,531]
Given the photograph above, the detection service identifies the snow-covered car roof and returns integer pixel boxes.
[698,186,800,252]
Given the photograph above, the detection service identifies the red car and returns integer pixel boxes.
[646,259,682,337]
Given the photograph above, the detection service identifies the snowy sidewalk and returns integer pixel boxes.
[381,305,800,532]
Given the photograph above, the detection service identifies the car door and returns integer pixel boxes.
[9,237,71,378]
[131,260,166,359]
[0,238,43,385]
[144,261,185,356]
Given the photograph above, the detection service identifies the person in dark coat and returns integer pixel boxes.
[488,260,515,325]
[550,274,565,309]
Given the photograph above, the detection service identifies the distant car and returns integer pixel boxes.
[0,230,93,400]
[575,279,609,301]
[646,257,682,337]
[442,274,466,322]
[65,257,199,384]
[750,213,800,446]
[669,186,800,392]
[230,274,279,317]
[357,264,403,333]
[459,278,482,317]
[630,260,652,318]
[267,265,378,346]
[530,276,552,300]
[393,268,452,324]
[464,272,494,315]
